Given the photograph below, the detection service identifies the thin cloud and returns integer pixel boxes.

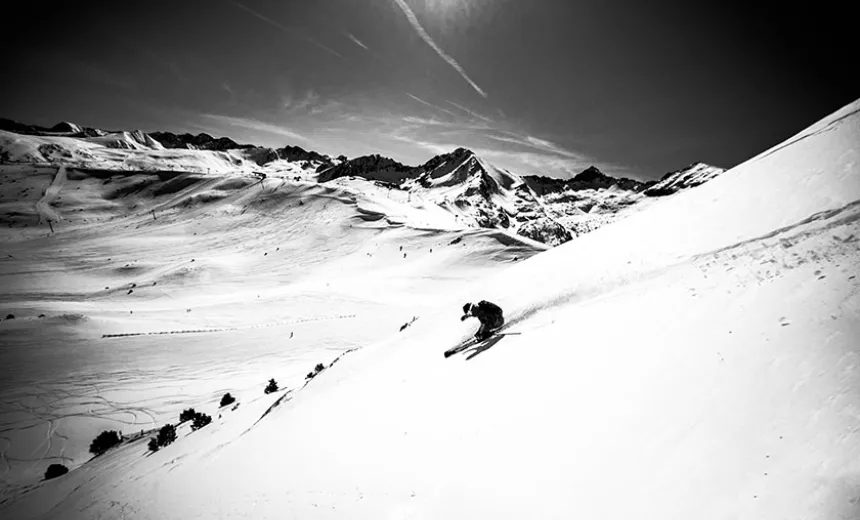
[225,0,343,58]
[446,100,492,123]
[283,89,320,112]
[200,113,307,142]
[487,134,585,160]
[391,133,592,176]
[475,147,590,174]
[345,32,369,50]
[406,93,459,118]
[392,0,487,98]
[399,115,493,134]
[402,115,447,126]
[390,134,455,156]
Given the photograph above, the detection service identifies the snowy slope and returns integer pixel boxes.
[2,95,857,520]
[644,161,725,196]
[0,162,543,500]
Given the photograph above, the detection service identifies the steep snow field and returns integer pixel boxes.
[2,99,859,519]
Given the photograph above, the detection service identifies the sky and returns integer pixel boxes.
[2,0,857,180]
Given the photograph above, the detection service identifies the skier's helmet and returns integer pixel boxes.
[462,302,472,314]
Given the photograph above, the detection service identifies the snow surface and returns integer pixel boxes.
[1,99,859,518]
[0,162,542,502]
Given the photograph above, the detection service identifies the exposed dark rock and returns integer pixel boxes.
[524,165,651,194]
[420,147,474,171]
[148,131,254,151]
[517,217,573,246]
[317,154,418,184]
[275,145,330,164]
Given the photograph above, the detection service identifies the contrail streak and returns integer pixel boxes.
[226,0,343,59]
[392,0,487,98]
[345,32,369,50]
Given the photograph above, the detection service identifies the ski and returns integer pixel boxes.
[443,330,520,358]
[443,336,483,358]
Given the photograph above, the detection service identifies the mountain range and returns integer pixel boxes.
[0,117,724,246]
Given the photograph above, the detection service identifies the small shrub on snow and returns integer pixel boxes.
[156,423,177,447]
[179,408,196,423]
[264,378,279,394]
[44,464,68,480]
[220,392,236,407]
[89,430,122,456]
[306,363,326,380]
[148,438,159,452]
[190,412,212,431]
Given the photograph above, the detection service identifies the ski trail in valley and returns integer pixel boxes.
[35,165,66,225]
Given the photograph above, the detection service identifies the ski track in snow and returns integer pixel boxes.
[33,166,65,226]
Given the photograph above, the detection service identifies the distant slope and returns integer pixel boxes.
[84,130,165,151]
[149,132,333,168]
[0,120,727,247]
[643,161,724,196]
[0,118,105,138]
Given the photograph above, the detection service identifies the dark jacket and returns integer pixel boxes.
[469,300,504,326]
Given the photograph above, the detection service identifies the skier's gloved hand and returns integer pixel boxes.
[460,315,468,321]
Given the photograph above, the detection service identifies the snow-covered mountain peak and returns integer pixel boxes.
[414,148,521,194]
[52,121,82,133]
[643,161,725,196]
[570,165,606,183]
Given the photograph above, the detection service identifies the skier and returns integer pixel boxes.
[461,300,504,341]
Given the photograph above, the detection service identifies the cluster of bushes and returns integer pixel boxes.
[306,363,326,380]
[179,406,213,431]
[191,412,212,431]
[148,423,177,452]
[179,407,197,423]
[89,430,122,456]
[178,407,213,431]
